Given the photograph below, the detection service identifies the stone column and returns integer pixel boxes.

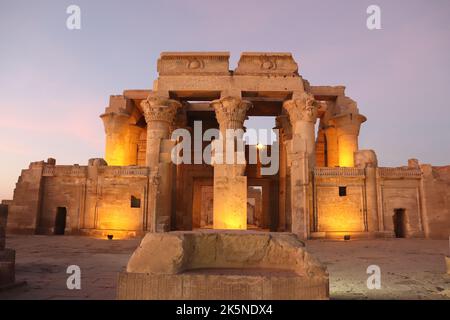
[330,113,366,167]
[283,92,318,239]
[211,96,252,230]
[355,150,379,233]
[324,126,339,167]
[275,115,292,231]
[141,96,181,232]
[100,95,139,166]
[101,112,131,166]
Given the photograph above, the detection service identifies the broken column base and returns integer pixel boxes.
[117,230,329,300]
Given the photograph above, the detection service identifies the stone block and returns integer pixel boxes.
[157,52,230,76]
[235,52,298,75]
[119,231,329,300]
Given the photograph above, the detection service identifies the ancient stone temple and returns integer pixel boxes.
[3,52,450,240]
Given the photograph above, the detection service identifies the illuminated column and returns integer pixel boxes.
[101,112,131,166]
[141,95,181,232]
[324,126,339,167]
[283,92,318,239]
[330,113,366,167]
[211,96,252,230]
[275,115,292,231]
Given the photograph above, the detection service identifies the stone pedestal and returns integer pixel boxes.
[117,231,329,300]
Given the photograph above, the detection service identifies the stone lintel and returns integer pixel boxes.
[123,90,151,100]
[309,86,346,100]
[235,52,298,76]
[157,52,230,76]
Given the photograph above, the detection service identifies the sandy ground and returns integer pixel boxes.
[307,238,450,299]
[0,235,449,300]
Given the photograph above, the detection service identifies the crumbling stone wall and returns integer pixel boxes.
[421,165,450,239]
[6,159,152,237]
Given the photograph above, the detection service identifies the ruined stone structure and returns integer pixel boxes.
[117,231,329,300]
[0,204,15,287]
[4,52,450,240]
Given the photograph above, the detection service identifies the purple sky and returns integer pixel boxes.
[1,0,450,200]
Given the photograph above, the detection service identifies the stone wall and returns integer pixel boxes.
[378,167,424,238]
[314,168,366,234]
[4,159,449,239]
[421,165,450,239]
[312,166,434,239]
[6,160,154,238]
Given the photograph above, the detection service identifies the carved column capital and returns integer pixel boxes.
[141,96,181,124]
[100,112,130,134]
[283,92,318,124]
[329,113,366,136]
[211,96,252,130]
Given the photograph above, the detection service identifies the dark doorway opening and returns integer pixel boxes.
[54,207,67,235]
[393,208,406,238]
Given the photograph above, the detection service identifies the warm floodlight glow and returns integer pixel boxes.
[338,136,357,167]
[213,176,247,230]
[213,211,247,230]
[256,143,265,150]
[105,144,127,166]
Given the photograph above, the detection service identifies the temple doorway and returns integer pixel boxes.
[199,186,214,228]
[247,186,263,228]
[54,207,67,235]
[393,208,406,238]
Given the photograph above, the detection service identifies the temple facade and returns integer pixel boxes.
[3,52,449,239]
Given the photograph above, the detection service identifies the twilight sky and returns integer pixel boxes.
[1,0,450,200]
